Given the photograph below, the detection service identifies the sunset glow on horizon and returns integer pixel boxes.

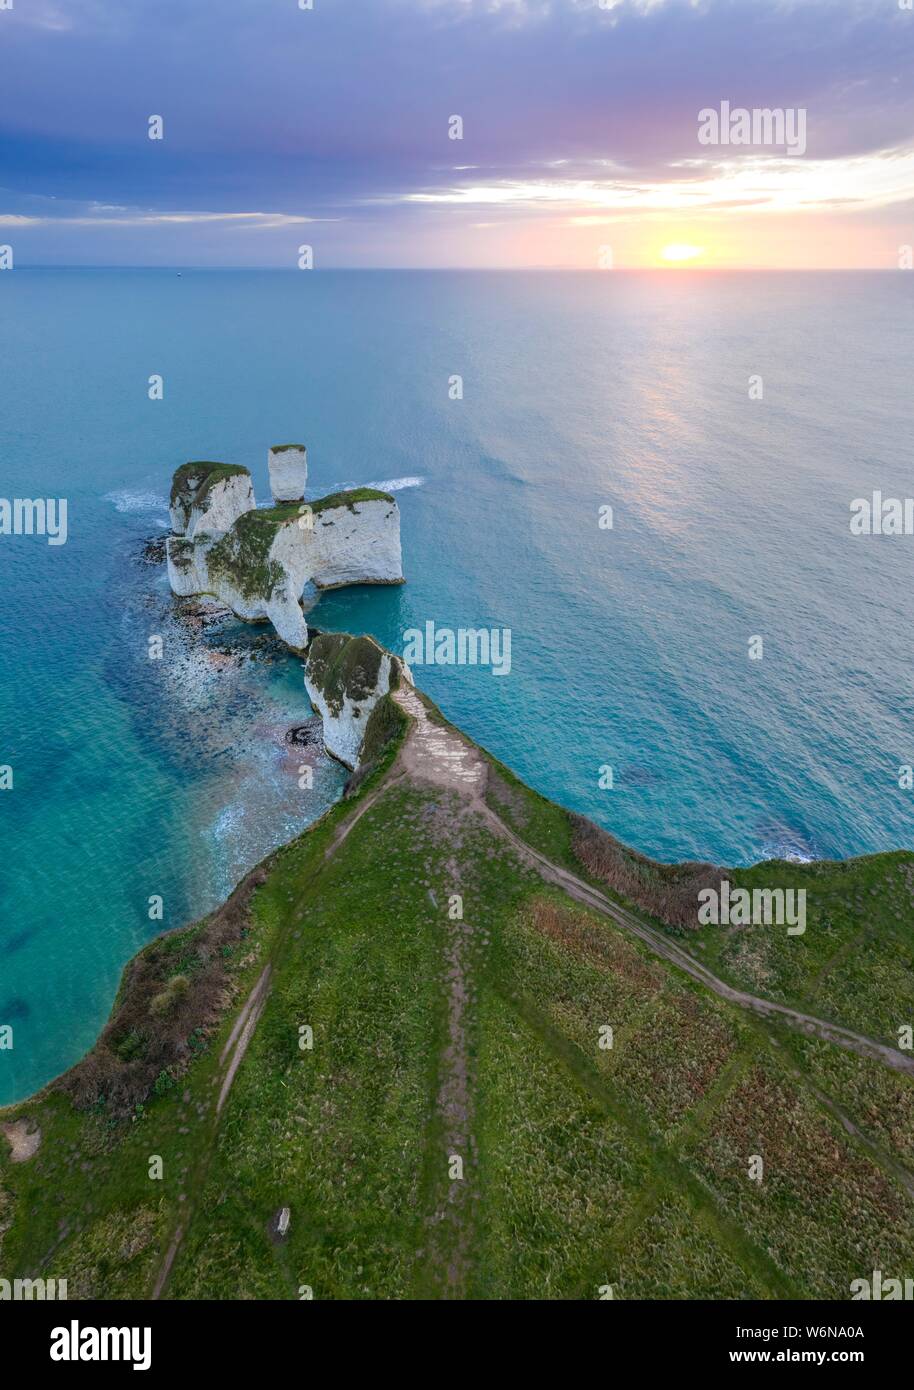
[2,0,913,269]
[660,244,706,264]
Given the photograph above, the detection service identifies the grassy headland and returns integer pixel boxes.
[2,672,913,1300]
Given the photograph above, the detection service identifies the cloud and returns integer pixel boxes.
[2,0,913,263]
[0,207,324,228]
[400,145,914,218]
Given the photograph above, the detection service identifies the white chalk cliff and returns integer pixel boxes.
[166,533,216,597]
[169,463,255,539]
[303,632,412,769]
[165,456,404,652]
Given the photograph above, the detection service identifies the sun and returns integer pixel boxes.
[660,243,705,264]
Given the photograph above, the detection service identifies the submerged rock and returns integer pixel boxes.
[284,721,322,747]
[140,535,167,565]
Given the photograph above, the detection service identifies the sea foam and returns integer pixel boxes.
[104,489,168,514]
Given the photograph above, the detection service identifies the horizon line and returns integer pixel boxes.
[7,264,908,274]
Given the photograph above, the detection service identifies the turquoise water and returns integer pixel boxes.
[2,268,914,1103]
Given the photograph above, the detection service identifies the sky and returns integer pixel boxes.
[1,0,913,268]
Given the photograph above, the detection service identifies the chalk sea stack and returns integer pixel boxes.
[165,449,404,651]
[268,444,308,502]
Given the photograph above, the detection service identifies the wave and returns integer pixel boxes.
[763,846,814,865]
[755,820,817,865]
[104,489,168,515]
[322,476,424,496]
[367,476,424,492]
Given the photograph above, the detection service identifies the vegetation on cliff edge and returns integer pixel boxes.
[169,462,251,515]
[2,663,914,1301]
[304,632,388,717]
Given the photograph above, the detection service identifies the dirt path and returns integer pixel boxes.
[152,963,274,1298]
[151,1224,184,1300]
[391,688,914,1080]
[394,689,488,1294]
[324,770,405,858]
[395,687,487,791]
[217,965,272,1115]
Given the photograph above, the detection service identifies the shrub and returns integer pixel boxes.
[149,974,190,1016]
[570,812,722,931]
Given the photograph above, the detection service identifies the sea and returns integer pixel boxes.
[1,267,913,1103]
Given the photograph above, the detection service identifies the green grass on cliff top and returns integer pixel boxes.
[304,632,389,718]
[311,487,394,514]
[2,688,914,1300]
[169,462,250,509]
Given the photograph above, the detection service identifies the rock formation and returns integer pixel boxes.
[165,454,404,651]
[268,444,308,502]
[303,632,411,769]
[169,462,255,539]
[166,532,216,598]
